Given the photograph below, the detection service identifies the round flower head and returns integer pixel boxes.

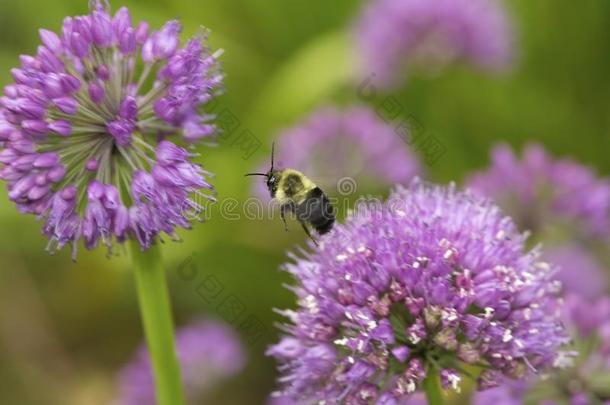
[252,105,421,199]
[355,0,514,88]
[467,143,610,298]
[474,294,610,404]
[0,1,222,258]
[117,318,245,405]
[267,180,568,403]
[467,143,610,240]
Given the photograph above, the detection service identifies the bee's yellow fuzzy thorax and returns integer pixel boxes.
[275,169,317,204]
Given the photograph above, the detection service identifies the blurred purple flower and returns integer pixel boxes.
[564,294,610,341]
[467,143,610,240]
[267,180,568,403]
[467,143,610,300]
[472,380,528,405]
[117,318,245,405]
[545,245,608,299]
[252,105,421,199]
[355,0,514,88]
[0,1,222,258]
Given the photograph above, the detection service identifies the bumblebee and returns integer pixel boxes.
[246,143,335,245]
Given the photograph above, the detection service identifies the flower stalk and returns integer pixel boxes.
[130,241,185,405]
[423,367,443,405]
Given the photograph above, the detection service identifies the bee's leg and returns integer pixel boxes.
[300,222,319,246]
[280,204,289,232]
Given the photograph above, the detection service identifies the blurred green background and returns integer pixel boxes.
[0,0,609,404]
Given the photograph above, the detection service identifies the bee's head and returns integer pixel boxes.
[245,142,280,197]
[265,170,280,197]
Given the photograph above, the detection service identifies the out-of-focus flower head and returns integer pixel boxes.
[252,105,421,199]
[0,0,222,258]
[117,318,245,405]
[544,244,608,299]
[467,143,610,299]
[472,380,528,405]
[355,0,514,88]
[474,294,610,404]
[267,180,568,403]
[467,143,610,240]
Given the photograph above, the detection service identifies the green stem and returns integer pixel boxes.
[129,241,185,405]
[423,366,444,405]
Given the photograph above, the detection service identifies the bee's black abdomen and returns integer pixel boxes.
[296,187,335,235]
[315,215,335,235]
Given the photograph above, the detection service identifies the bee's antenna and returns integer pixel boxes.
[244,173,268,177]
[270,141,275,172]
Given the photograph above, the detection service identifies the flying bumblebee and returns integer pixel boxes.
[245,143,335,245]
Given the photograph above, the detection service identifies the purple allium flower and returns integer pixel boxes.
[467,143,610,240]
[467,143,610,298]
[564,294,610,340]
[252,105,421,198]
[472,380,528,405]
[0,1,222,258]
[355,0,514,88]
[473,294,610,404]
[267,180,568,403]
[545,245,608,299]
[117,318,245,405]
